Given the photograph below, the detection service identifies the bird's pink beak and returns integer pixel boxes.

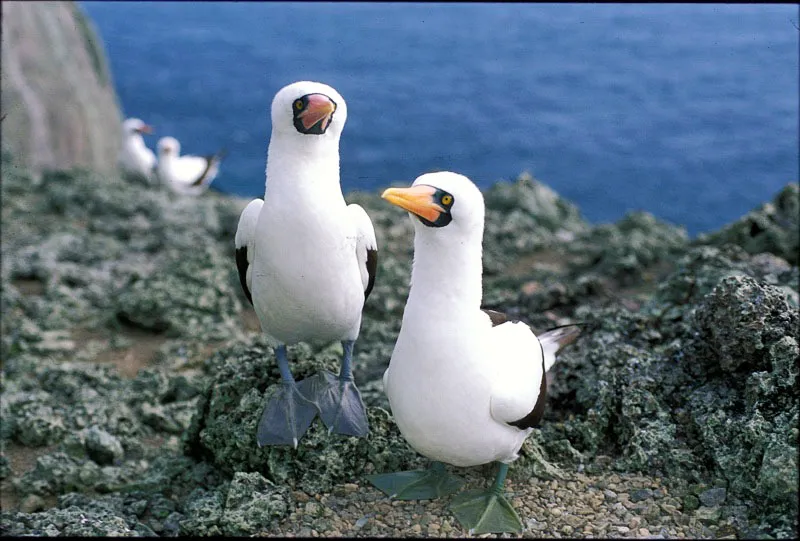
[297,94,336,131]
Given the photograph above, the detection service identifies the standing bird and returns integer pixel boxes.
[155,136,226,196]
[368,171,580,534]
[234,81,378,448]
[118,118,156,184]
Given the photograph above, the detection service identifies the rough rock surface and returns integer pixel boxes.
[0,1,123,175]
[696,183,799,265]
[1,149,797,538]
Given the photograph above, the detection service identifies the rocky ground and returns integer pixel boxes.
[1,147,797,538]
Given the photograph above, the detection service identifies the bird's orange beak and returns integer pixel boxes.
[297,94,336,131]
[137,124,153,134]
[381,185,444,223]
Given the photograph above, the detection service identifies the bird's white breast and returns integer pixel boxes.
[250,200,365,345]
[384,311,530,467]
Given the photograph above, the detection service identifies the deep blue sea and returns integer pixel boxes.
[82,2,799,236]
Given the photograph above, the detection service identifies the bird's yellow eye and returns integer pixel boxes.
[294,99,303,110]
[441,194,453,205]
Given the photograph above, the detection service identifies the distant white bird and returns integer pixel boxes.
[118,118,156,184]
[368,171,580,535]
[155,136,225,196]
[234,80,378,448]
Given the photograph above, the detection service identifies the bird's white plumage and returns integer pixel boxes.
[118,118,156,181]
[347,203,378,293]
[383,172,553,467]
[236,81,376,346]
[235,199,264,297]
[156,136,223,196]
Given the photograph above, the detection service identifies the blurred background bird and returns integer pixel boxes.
[118,117,156,186]
[155,136,226,196]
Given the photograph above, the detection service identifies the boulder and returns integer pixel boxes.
[0,1,123,175]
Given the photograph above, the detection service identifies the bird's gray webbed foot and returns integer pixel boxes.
[256,344,319,448]
[256,381,319,448]
[366,461,465,500]
[297,370,369,437]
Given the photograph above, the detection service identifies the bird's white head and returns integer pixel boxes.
[383,171,486,308]
[157,136,181,158]
[122,118,153,137]
[382,171,485,240]
[270,80,347,142]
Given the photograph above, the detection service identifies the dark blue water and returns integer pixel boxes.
[83,2,799,236]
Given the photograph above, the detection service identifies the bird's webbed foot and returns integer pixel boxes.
[297,370,369,437]
[256,381,319,448]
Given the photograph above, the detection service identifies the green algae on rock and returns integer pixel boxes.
[536,246,798,537]
[183,335,424,495]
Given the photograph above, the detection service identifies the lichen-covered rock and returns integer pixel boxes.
[84,426,125,465]
[482,173,590,274]
[696,182,800,265]
[3,148,798,537]
[221,472,291,535]
[692,275,798,373]
[483,172,588,234]
[568,211,689,285]
[184,336,423,493]
[0,2,123,175]
[114,245,243,340]
[543,246,798,536]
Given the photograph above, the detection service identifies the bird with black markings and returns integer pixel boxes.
[156,136,225,196]
[235,81,377,448]
[367,171,579,535]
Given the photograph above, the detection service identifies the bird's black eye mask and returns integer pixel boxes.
[418,187,454,228]
[292,93,337,135]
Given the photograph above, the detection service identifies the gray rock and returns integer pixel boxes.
[696,183,799,265]
[0,1,123,175]
[85,426,125,465]
[698,487,727,507]
[221,472,292,535]
[630,488,654,502]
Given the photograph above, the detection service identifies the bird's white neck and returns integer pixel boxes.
[264,135,343,203]
[124,133,146,149]
[407,227,484,314]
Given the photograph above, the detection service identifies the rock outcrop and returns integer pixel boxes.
[0,1,123,176]
[1,150,797,537]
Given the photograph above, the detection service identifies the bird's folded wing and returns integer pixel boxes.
[234,199,264,305]
[175,155,216,186]
[346,203,378,301]
[487,321,545,425]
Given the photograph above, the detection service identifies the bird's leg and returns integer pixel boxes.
[296,339,370,437]
[256,344,320,448]
[448,462,524,535]
[366,460,465,500]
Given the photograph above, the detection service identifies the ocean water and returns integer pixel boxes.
[83,2,799,236]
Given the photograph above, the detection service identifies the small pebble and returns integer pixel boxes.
[698,487,726,507]
[630,488,654,502]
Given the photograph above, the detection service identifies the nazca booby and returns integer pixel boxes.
[118,118,156,184]
[156,136,226,196]
[367,171,580,534]
[234,81,378,448]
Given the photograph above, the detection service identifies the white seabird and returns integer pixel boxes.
[155,136,225,196]
[118,118,156,184]
[368,171,580,534]
[234,80,378,448]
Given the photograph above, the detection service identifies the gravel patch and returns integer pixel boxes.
[262,468,718,538]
